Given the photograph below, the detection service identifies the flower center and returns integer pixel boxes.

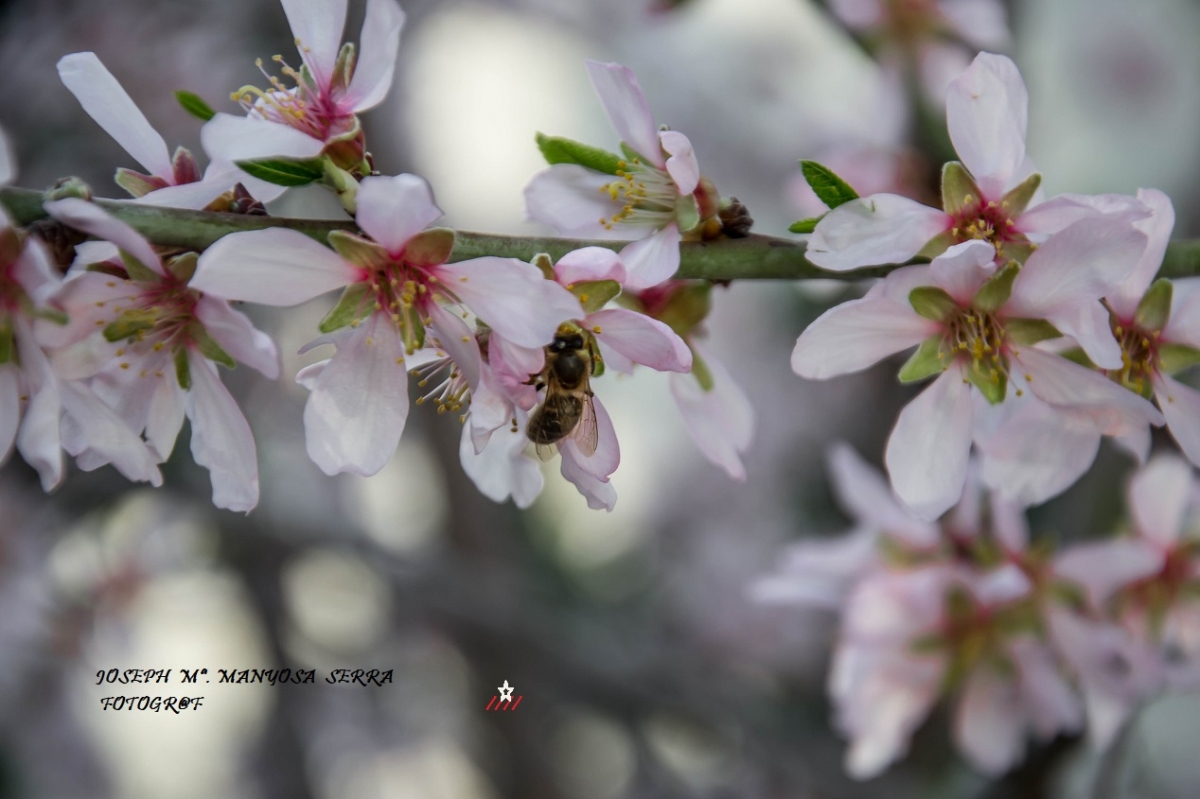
[597,159,677,231]
[232,56,345,142]
[411,354,470,417]
[950,200,1022,250]
[944,308,1009,384]
[1109,321,1160,397]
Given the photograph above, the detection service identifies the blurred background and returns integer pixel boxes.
[1,0,1200,796]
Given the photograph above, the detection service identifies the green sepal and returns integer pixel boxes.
[174,90,216,122]
[318,283,372,334]
[1134,278,1173,332]
[235,156,327,187]
[1159,342,1200,374]
[799,160,859,210]
[586,333,606,378]
[973,262,1020,313]
[653,282,712,339]
[898,336,948,383]
[966,359,1008,405]
[916,230,954,261]
[166,252,198,284]
[689,344,715,392]
[114,168,162,199]
[174,348,192,390]
[532,253,555,281]
[997,240,1037,265]
[674,193,700,233]
[535,133,623,175]
[103,312,157,342]
[999,171,1042,218]
[330,42,356,95]
[194,329,236,369]
[405,228,455,267]
[620,142,648,165]
[120,250,160,283]
[1006,317,1061,346]
[1058,347,1093,368]
[0,319,13,365]
[909,286,958,322]
[571,280,621,315]
[941,161,981,216]
[788,216,822,234]
[29,307,69,326]
[327,230,388,269]
[402,313,426,354]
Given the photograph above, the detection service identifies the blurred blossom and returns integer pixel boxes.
[549,709,637,799]
[282,548,391,654]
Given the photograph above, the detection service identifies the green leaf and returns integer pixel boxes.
[941,161,981,216]
[318,283,372,333]
[235,156,327,187]
[174,348,192,390]
[973,262,1020,313]
[999,171,1042,218]
[1134,278,1173,332]
[1159,342,1200,374]
[120,250,160,283]
[898,336,948,383]
[103,313,156,342]
[788,217,822,234]
[800,160,859,210]
[194,329,236,369]
[909,286,958,322]
[1006,318,1061,346]
[571,280,621,315]
[966,359,1007,405]
[534,133,623,175]
[175,90,216,121]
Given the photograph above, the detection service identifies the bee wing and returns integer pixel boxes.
[535,442,559,462]
[572,395,599,457]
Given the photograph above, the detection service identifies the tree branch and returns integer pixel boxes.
[4,185,1199,282]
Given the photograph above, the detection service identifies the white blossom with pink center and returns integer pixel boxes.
[524,61,713,290]
[806,53,1148,272]
[44,199,276,512]
[793,220,1165,520]
[192,173,581,479]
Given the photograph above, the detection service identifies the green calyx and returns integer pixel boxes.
[319,282,373,333]
[972,261,1020,313]
[899,336,949,383]
[570,280,621,315]
[909,286,958,322]
[1134,278,1173,332]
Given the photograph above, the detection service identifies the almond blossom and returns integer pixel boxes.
[806,52,1147,272]
[524,61,719,290]
[192,173,580,478]
[792,221,1164,520]
[44,198,276,512]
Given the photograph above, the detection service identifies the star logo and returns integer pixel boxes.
[498,680,515,702]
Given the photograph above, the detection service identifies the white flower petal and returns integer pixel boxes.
[0,366,20,463]
[749,527,877,608]
[133,176,232,210]
[186,354,259,512]
[437,257,580,348]
[193,228,362,305]
[1010,638,1084,740]
[57,52,173,179]
[886,366,975,521]
[1056,540,1164,606]
[619,223,681,290]
[828,443,940,547]
[806,194,949,271]
[200,112,323,163]
[559,447,617,511]
[146,372,186,461]
[302,313,409,476]
[589,308,691,373]
[14,325,63,490]
[584,60,663,168]
[1050,300,1124,370]
[945,53,1027,195]
[791,294,939,380]
[58,379,162,486]
[1154,373,1200,470]
[1108,189,1176,319]
[659,129,699,195]
[1128,453,1194,546]
[280,0,347,88]
[13,237,63,306]
[357,173,442,254]
[44,198,163,276]
[1015,192,1148,239]
[344,0,405,112]
[1013,347,1163,435]
[459,421,543,510]
[939,0,1011,49]
[193,296,280,379]
[524,165,640,240]
[954,667,1024,776]
[1114,424,1152,464]
[553,246,626,285]
[560,394,619,481]
[1164,277,1200,348]
[989,495,1029,553]
[669,343,754,481]
[424,300,481,389]
[929,240,996,305]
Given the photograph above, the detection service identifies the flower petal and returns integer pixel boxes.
[929,240,997,304]
[302,313,409,476]
[459,420,543,509]
[185,350,259,512]
[0,366,17,463]
[749,527,878,608]
[791,294,939,379]
[939,0,1011,50]
[1015,192,1148,239]
[1108,189,1176,318]
[44,198,163,276]
[280,0,348,88]
[806,194,949,271]
[436,257,580,348]
[1128,453,1193,547]
[559,446,617,511]
[954,667,1024,776]
[424,300,482,389]
[584,60,663,168]
[343,0,404,112]
[990,495,1029,553]
[146,370,186,461]
[58,378,162,486]
[14,323,63,490]
[524,165,642,240]
[1049,299,1124,370]
[1013,347,1163,435]
[560,394,619,481]
[357,173,442,255]
[13,237,63,306]
[659,129,699,195]
[200,112,324,163]
[588,308,690,373]
[828,442,940,547]
[193,295,281,379]
[1164,277,1200,348]
[1056,540,1164,606]
[669,343,754,481]
[946,53,1027,196]
[619,223,681,290]
[132,175,236,210]
[553,246,626,285]
[1010,638,1084,740]
[193,228,362,305]
[57,52,173,180]
[1155,372,1200,470]
[886,366,975,521]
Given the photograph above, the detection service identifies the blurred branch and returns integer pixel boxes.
[5,185,1200,282]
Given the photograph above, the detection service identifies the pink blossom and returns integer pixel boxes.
[524,62,717,290]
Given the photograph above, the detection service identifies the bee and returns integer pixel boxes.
[526,324,599,457]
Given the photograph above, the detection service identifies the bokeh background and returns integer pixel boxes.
[1,0,1199,796]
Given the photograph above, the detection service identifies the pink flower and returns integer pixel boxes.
[807,53,1147,272]
[205,0,405,169]
[44,198,276,512]
[793,221,1164,520]
[524,61,717,290]
[192,173,581,478]
[56,52,286,208]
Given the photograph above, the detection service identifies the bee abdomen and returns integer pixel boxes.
[527,395,584,444]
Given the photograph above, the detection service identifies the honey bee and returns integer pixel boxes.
[526,324,599,457]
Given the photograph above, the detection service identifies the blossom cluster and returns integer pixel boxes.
[0,0,753,513]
